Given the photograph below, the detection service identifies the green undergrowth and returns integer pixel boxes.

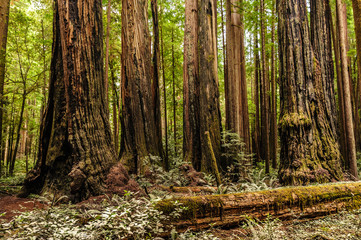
[238,210,361,240]
[0,192,219,240]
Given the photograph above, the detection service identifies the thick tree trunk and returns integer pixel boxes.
[225,0,250,152]
[0,0,10,177]
[198,0,222,173]
[183,0,222,173]
[351,0,361,151]
[120,0,163,174]
[157,182,361,232]
[335,0,358,179]
[260,0,270,174]
[277,0,343,185]
[20,0,116,202]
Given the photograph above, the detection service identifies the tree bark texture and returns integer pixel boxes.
[157,182,361,232]
[183,0,222,173]
[225,0,250,152]
[335,0,358,179]
[20,0,116,201]
[0,0,10,177]
[310,0,337,138]
[198,0,222,173]
[120,0,164,174]
[351,0,361,151]
[277,0,343,185]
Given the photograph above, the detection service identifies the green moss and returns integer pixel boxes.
[279,112,312,129]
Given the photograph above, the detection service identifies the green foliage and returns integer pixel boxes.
[0,193,185,239]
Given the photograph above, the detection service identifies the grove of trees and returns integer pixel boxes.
[0,0,360,201]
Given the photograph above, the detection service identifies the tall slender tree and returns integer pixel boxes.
[351,0,361,150]
[120,0,164,174]
[270,0,277,169]
[260,0,270,173]
[151,0,165,169]
[0,0,10,177]
[335,0,358,179]
[278,0,343,185]
[20,0,117,201]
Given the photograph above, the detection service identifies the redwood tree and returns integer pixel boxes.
[184,0,222,172]
[310,0,337,137]
[120,0,163,174]
[0,0,10,176]
[225,0,250,151]
[278,0,343,185]
[351,0,361,151]
[20,0,116,201]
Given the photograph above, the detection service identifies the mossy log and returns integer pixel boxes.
[156,182,361,232]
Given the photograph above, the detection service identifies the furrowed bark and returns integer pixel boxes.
[277,0,343,185]
[183,0,222,173]
[120,0,163,174]
[20,0,116,202]
[157,182,361,232]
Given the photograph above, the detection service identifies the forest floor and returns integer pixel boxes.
[2,170,361,239]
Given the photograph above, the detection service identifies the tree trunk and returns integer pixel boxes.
[160,6,169,168]
[310,0,337,139]
[335,0,358,179]
[157,182,361,232]
[20,0,116,202]
[270,0,277,169]
[104,0,111,104]
[151,0,164,168]
[260,0,270,174]
[0,0,10,177]
[331,7,348,169]
[226,0,250,150]
[277,0,343,185]
[183,0,222,173]
[172,30,177,155]
[198,0,222,173]
[120,0,163,175]
[239,0,250,153]
[183,0,201,170]
[253,22,261,164]
[9,89,26,176]
[110,59,119,155]
[351,0,361,151]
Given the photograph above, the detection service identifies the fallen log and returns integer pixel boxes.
[155,182,361,232]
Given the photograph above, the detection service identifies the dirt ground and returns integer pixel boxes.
[0,194,47,222]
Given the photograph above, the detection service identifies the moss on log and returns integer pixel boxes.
[156,182,361,231]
